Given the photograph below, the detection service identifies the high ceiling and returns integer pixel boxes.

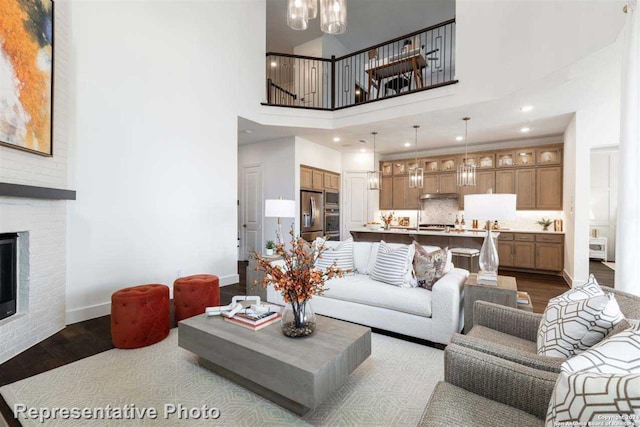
[266,0,455,54]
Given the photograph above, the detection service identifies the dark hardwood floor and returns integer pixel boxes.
[589,260,615,287]
[0,260,576,425]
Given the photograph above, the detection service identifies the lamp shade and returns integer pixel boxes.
[265,199,296,218]
[464,194,517,221]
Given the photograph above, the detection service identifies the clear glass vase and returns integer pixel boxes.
[281,301,316,338]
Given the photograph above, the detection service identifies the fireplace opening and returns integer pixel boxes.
[0,233,18,321]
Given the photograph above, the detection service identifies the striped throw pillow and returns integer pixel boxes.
[370,242,415,287]
[315,238,354,271]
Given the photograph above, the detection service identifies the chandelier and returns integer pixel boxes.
[287,0,347,35]
[457,117,476,187]
[367,132,381,190]
[409,125,424,188]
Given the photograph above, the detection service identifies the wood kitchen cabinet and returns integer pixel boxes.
[439,174,457,193]
[300,167,313,189]
[424,175,439,193]
[406,181,421,209]
[515,169,536,209]
[536,167,562,210]
[495,170,515,194]
[392,176,407,209]
[324,172,340,190]
[458,170,495,209]
[312,170,324,189]
[381,162,393,176]
[498,232,564,273]
[535,234,564,271]
[380,177,393,209]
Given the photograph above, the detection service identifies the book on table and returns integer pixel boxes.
[517,291,531,305]
[223,310,281,331]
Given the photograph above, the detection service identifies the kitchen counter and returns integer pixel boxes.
[350,227,496,238]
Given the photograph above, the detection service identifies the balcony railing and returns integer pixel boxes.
[264,18,457,111]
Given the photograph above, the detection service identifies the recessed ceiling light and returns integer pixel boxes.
[333,137,341,143]
[270,61,277,68]
[404,142,411,147]
[456,136,464,141]
[520,105,533,112]
[520,127,531,133]
[360,148,366,153]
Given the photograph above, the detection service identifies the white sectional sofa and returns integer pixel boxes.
[266,240,469,345]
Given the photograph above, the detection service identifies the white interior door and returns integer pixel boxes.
[343,172,369,239]
[241,164,262,261]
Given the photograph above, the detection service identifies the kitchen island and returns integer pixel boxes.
[349,227,494,250]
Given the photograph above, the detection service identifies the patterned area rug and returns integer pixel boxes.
[0,330,443,426]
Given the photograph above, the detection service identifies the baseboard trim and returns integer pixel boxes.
[65,274,240,325]
[563,270,575,287]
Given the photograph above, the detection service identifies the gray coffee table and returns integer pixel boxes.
[178,313,371,415]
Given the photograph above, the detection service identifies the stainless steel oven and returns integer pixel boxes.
[325,208,340,239]
[325,190,339,209]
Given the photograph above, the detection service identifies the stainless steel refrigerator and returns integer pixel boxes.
[300,190,324,242]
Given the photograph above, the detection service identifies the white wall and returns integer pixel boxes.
[238,138,296,253]
[65,1,266,324]
[590,148,619,262]
[0,2,71,363]
[563,115,579,285]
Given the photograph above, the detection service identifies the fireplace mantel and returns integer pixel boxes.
[0,182,76,200]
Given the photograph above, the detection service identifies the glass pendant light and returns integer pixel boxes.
[287,0,309,30]
[457,117,477,187]
[409,125,424,188]
[367,132,381,190]
[320,0,347,34]
[307,0,318,19]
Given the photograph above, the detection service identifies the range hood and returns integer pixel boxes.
[420,193,459,200]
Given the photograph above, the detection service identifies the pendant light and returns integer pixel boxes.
[308,0,318,19]
[457,117,477,187]
[320,0,347,34]
[409,125,424,188]
[287,0,309,30]
[367,132,381,190]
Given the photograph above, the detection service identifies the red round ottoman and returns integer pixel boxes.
[111,284,170,349]
[173,274,220,322]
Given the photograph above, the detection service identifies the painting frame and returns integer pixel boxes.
[0,0,54,157]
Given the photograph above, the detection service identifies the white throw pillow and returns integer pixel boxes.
[546,323,640,426]
[561,321,640,374]
[546,372,640,426]
[537,294,624,358]
[369,241,415,287]
[314,238,354,272]
[352,242,373,274]
[549,274,604,304]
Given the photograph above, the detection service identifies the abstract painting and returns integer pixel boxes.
[0,0,53,156]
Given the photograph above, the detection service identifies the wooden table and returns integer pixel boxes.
[463,273,518,333]
[179,313,371,415]
[365,48,428,99]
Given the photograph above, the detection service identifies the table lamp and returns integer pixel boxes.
[265,198,296,244]
[464,193,517,282]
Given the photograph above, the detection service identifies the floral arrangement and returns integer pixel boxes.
[380,211,395,226]
[537,218,553,231]
[254,227,344,333]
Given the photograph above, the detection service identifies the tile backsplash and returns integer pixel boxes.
[377,198,564,231]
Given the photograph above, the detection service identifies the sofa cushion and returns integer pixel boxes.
[352,242,373,274]
[315,238,354,272]
[369,241,415,287]
[413,243,449,290]
[322,274,433,317]
[537,294,624,358]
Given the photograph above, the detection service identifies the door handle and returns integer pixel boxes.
[243,224,247,228]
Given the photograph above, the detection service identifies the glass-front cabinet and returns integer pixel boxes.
[514,149,535,166]
[536,147,562,165]
[496,151,515,168]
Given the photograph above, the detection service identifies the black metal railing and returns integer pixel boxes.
[264,18,456,111]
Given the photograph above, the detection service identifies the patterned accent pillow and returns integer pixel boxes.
[561,321,640,374]
[546,372,640,426]
[549,274,604,304]
[537,294,624,358]
[315,238,354,272]
[370,242,415,287]
[546,323,640,425]
[412,242,448,291]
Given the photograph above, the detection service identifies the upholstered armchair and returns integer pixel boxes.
[451,287,640,373]
[420,344,555,426]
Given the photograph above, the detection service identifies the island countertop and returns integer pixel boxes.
[348,227,495,238]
